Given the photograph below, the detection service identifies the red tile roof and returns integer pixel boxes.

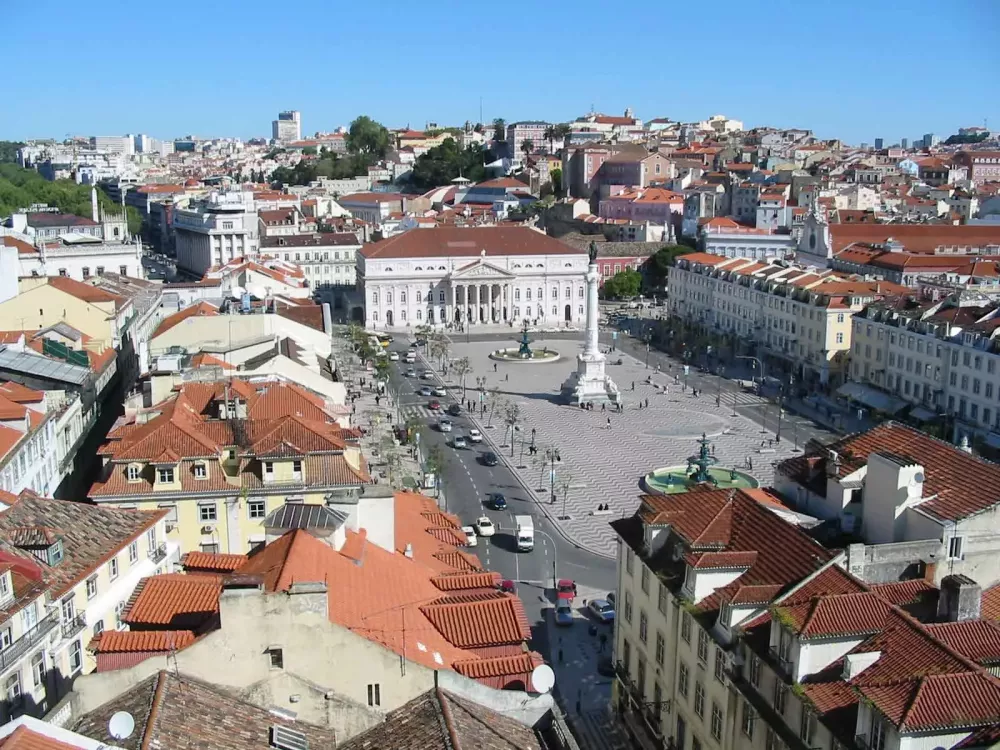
[830,224,1000,254]
[123,574,222,628]
[777,422,1000,522]
[181,551,246,573]
[90,629,196,653]
[778,591,891,639]
[0,725,83,750]
[361,227,579,260]
[45,276,125,308]
[152,301,219,338]
[925,620,1000,665]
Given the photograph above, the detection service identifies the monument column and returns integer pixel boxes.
[584,260,600,357]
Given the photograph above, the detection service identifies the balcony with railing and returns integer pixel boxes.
[148,543,168,564]
[0,613,59,672]
[60,613,87,641]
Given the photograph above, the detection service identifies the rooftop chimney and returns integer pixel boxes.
[937,574,981,622]
[404,543,413,559]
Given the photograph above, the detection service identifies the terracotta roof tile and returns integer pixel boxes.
[90,629,195,653]
[152,301,219,338]
[778,592,891,639]
[361,227,579,260]
[0,725,83,750]
[180,551,246,573]
[420,596,530,649]
[0,493,164,598]
[72,670,339,749]
[777,422,1000,522]
[925,620,1000,665]
[122,574,222,628]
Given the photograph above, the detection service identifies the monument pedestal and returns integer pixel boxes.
[561,352,621,406]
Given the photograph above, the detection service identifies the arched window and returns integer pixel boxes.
[438,290,445,302]
[400,291,406,304]
[372,292,379,305]
[515,289,520,301]
[415,266,422,271]
[417,310,422,320]
[417,291,422,303]
[537,287,543,300]
[386,267,393,272]
[551,288,557,299]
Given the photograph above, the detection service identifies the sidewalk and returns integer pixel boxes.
[545,584,630,750]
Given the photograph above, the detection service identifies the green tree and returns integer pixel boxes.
[302,146,317,156]
[0,142,25,164]
[648,244,695,288]
[452,357,472,400]
[543,126,555,153]
[554,123,572,144]
[550,167,562,195]
[492,118,506,143]
[346,116,391,159]
[408,139,487,190]
[520,139,534,163]
[603,268,642,299]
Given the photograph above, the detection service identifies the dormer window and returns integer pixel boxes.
[126,464,141,482]
[292,460,303,480]
[157,467,175,484]
[263,461,274,481]
[193,462,208,480]
[0,572,11,605]
[48,540,63,566]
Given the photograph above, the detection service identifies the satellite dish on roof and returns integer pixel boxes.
[531,664,555,694]
[109,711,135,740]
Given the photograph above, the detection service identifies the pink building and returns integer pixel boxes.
[953,151,1000,184]
[598,187,684,224]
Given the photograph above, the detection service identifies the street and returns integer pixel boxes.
[381,338,617,622]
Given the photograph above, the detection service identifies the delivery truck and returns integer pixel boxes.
[515,515,534,551]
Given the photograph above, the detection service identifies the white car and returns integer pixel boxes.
[388,351,399,361]
[462,526,477,547]
[432,386,447,397]
[474,516,495,537]
[439,418,453,432]
[453,435,468,449]
[421,370,435,380]
[468,428,483,443]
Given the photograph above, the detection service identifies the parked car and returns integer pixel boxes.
[554,602,574,626]
[500,579,516,594]
[453,435,468,449]
[607,592,616,607]
[487,492,507,510]
[462,526,477,547]
[421,370,434,380]
[388,351,400,361]
[556,579,577,602]
[432,386,447,397]
[473,516,495,537]
[428,400,441,411]
[481,451,499,466]
[438,418,453,433]
[447,403,462,417]
[418,386,433,397]
[468,428,483,443]
[587,599,616,624]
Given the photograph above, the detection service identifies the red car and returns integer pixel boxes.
[500,579,516,594]
[428,400,441,410]
[557,579,577,601]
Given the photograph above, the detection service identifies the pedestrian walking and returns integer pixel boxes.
[645,398,649,408]
[599,633,607,653]
[601,403,606,412]
[558,648,564,664]
[505,373,509,382]
[375,395,380,406]
[607,417,612,430]
[631,381,635,391]
[748,458,753,471]
[494,363,498,373]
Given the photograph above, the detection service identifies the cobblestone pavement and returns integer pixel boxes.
[450,338,799,558]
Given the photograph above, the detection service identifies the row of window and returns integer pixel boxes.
[371,287,584,306]
[370,306,583,323]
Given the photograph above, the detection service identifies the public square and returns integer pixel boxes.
[448,335,800,558]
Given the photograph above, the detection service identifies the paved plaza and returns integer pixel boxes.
[449,337,800,558]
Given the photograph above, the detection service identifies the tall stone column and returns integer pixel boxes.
[584,262,600,357]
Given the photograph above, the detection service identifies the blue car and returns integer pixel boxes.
[588,599,615,624]
[488,493,507,510]
[554,602,574,626]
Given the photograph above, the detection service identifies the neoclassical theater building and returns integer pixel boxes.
[357,227,590,329]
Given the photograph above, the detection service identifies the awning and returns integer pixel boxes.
[836,381,908,415]
[910,406,938,423]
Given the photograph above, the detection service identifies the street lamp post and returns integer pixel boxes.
[715,365,723,407]
[544,447,561,504]
[645,342,650,369]
[776,390,784,443]
[732,390,739,418]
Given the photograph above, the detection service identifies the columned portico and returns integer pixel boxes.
[357,227,589,331]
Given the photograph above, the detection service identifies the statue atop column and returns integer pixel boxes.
[588,241,599,264]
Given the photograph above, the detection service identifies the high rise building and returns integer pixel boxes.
[874,137,884,150]
[923,132,938,148]
[91,135,135,156]
[901,137,909,149]
[271,110,302,142]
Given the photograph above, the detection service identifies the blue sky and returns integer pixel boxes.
[3,0,998,145]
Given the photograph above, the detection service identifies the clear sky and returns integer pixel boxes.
[3,0,998,145]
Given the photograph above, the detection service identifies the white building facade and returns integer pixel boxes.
[357,227,588,330]
[173,191,260,276]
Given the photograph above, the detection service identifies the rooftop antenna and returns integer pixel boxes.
[108,711,135,741]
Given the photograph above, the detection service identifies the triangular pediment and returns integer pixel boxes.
[450,260,515,280]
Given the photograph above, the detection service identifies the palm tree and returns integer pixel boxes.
[554,123,572,145]
[543,125,556,153]
[521,139,534,165]
[453,357,472,400]
[503,402,521,456]
[492,118,506,144]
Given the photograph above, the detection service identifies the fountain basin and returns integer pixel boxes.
[643,465,759,495]
[490,348,561,363]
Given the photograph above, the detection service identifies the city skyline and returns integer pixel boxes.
[3,0,998,144]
